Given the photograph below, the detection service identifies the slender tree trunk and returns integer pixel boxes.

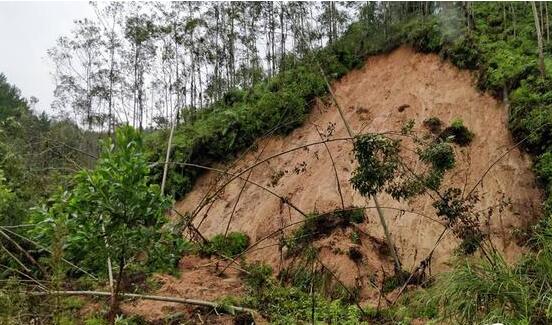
[280,2,286,71]
[511,3,517,38]
[532,1,546,78]
[107,258,125,325]
[546,2,550,42]
[160,117,175,195]
[540,2,545,38]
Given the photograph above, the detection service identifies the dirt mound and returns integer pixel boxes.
[167,47,542,306]
[122,255,245,322]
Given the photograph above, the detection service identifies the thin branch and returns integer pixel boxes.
[313,123,345,210]
[224,141,269,238]
[0,229,47,275]
[0,226,98,280]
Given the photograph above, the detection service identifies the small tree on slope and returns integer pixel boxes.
[350,121,484,274]
[32,126,171,324]
[74,126,170,322]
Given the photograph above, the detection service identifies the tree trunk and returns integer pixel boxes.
[532,1,546,78]
[107,258,125,325]
[511,3,516,38]
[546,2,550,42]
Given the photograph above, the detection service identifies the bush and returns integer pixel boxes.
[200,232,250,258]
[439,118,474,146]
[243,284,365,324]
[286,208,365,255]
[243,261,273,291]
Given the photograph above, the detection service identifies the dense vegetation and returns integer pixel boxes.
[1,1,552,324]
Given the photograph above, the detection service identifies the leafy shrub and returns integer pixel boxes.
[200,232,250,258]
[419,142,455,172]
[243,284,365,324]
[439,118,474,146]
[350,231,361,244]
[402,19,443,53]
[351,134,401,197]
[286,209,365,255]
[243,261,273,291]
[443,35,481,70]
[29,126,180,275]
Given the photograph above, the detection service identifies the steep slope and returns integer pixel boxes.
[164,47,540,308]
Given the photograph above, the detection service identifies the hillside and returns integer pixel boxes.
[123,47,542,321]
[4,2,552,324]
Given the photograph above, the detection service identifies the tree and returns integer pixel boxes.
[49,19,103,130]
[124,12,157,131]
[33,126,170,323]
[532,1,547,78]
[350,122,461,271]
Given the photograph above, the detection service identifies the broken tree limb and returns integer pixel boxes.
[29,290,256,315]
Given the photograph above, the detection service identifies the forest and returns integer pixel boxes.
[1,1,552,324]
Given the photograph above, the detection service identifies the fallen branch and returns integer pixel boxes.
[29,290,256,314]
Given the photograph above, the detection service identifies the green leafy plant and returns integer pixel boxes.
[30,126,176,324]
[439,118,475,146]
[200,232,250,258]
[285,209,365,256]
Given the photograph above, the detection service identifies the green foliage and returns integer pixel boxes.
[351,134,401,197]
[84,318,108,325]
[536,152,552,211]
[0,278,29,324]
[243,284,366,324]
[419,142,456,172]
[286,209,365,255]
[402,19,444,53]
[439,118,475,146]
[0,169,14,218]
[435,254,535,324]
[30,126,183,274]
[243,261,273,290]
[147,64,327,199]
[352,129,456,201]
[349,231,360,245]
[393,289,439,322]
[200,232,250,258]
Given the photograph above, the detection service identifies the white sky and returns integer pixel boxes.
[0,1,93,115]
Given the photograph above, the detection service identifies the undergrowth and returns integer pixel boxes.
[241,261,367,324]
[284,208,365,256]
[199,232,250,258]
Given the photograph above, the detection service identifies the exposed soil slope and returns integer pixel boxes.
[137,47,542,315]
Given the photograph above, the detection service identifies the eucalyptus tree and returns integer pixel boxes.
[49,18,103,130]
[91,2,125,135]
[532,1,547,78]
[123,7,157,131]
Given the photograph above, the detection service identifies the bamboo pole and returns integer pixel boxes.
[30,291,255,314]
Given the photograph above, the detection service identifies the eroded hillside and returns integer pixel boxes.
[126,47,542,319]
